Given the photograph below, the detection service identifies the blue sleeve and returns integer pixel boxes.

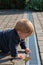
[20,39,26,49]
[9,39,18,57]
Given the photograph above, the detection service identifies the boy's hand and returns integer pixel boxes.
[25,48,32,54]
[16,54,25,59]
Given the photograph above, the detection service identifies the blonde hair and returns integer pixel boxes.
[15,19,34,35]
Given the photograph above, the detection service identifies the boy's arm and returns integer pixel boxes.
[9,39,18,57]
[9,39,26,59]
[20,39,31,54]
[20,39,27,49]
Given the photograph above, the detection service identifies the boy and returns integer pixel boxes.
[0,19,34,59]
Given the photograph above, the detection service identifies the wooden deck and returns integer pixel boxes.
[32,12,43,65]
[0,10,43,65]
[0,10,28,65]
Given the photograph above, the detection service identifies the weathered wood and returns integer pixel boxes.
[32,12,43,65]
[41,53,43,65]
[38,41,43,46]
[0,10,43,65]
[0,10,27,65]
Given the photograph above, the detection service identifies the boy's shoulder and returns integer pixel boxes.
[2,29,14,33]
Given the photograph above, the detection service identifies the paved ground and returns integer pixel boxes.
[0,10,43,65]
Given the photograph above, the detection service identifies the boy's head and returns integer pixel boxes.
[15,19,34,39]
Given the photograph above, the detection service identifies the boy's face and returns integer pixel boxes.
[18,31,29,39]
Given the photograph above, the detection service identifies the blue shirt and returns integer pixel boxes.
[0,29,26,57]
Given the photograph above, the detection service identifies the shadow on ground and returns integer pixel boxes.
[0,51,31,64]
[0,10,25,15]
[0,51,25,63]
